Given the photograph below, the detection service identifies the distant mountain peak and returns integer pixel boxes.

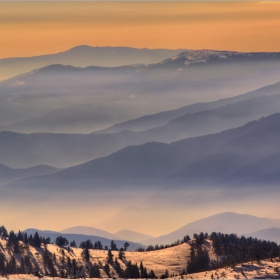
[68,45,94,51]
[160,49,280,67]
[115,229,154,243]
[61,226,117,240]
[35,64,80,73]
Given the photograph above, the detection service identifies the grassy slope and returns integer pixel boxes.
[1,239,279,279]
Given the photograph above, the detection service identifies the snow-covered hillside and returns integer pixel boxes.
[0,232,279,279]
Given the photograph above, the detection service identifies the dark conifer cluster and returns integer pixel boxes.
[136,235,191,252]
[186,232,280,274]
[186,233,210,274]
[209,232,280,268]
[0,226,50,276]
[100,248,156,278]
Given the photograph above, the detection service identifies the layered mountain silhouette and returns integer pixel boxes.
[61,226,118,240]
[114,230,154,243]
[143,212,280,245]
[1,47,280,236]
[1,50,280,133]
[0,45,185,81]
[23,228,143,251]
[60,227,154,243]
[245,228,280,244]
[0,163,61,187]
[0,103,133,134]
[4,113,280,191]
[24,212,280,247]
[94,80,280,134]
[2,80,280,168]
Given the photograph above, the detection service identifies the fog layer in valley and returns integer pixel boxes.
[0,47,280,239]
[1,50,280,133]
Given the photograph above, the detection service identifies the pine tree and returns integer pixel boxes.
[110,240,118,251]
[106,249,114,263]
[33,232,41,248]
[55,236,69,248]
[124,242,130,251]
[24,255,33,274]
[94,241,103,250]
[148,269,156,279]
[23,232,28,244]
[6,255,17,274]
[89,263,100,278]
[80,239,93,249]
[19,257,25,274]
[81,248,90,262]
[104,263,110,276]
[0,253,6,274]
[118,248,125,260]
[70,240,77,248]
[13,240,21,253]
[140,261,144,278]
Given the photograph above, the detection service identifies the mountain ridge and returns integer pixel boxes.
[23,228,143,251]
[0,45,186,81]
[61,226,117,240]
[2,49,280,133]
[3,113,280,188]
[143,212,280,245]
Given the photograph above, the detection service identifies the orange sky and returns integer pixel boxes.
[0,1,280,58]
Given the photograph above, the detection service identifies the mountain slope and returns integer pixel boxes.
[2,50,280,132]
[0,130,146,168]
[115,230,154,243]
[135,93,280,143]
[4,114,280,197]
[0,163,61,187]
[2,89,280,168]
[0,45,185,81]
[96,80,280,137]
[143,212,280,245]
[61,226,117,240]
[245,228,280,243]
[0,103,133,134]
[23,228,143,251]
[0,235,279,279]
[4,113,280,188]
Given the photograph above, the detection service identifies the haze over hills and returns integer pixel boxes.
[0,103,133,134]
[23,212,280,246]
[23,228,143,251]
[0,130,147,168]
[60,227,154,244]
[94,80,280,134]
[114,230,154,243]
[1,112,280,233]
[1,47,280,236]
[2,81,280,168]
[0,45,186,81]
[124,93,280,143]
[60,225,155,244]
[2,50,280,133]
[61,226,118,240]
[245,228,280,244]
[0,163,61,187]
[143,212,280,245]
[5,113,280,188]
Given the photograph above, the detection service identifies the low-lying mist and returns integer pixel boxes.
[1,182,279,238]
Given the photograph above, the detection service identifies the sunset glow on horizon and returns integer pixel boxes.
[1,1,280,58]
